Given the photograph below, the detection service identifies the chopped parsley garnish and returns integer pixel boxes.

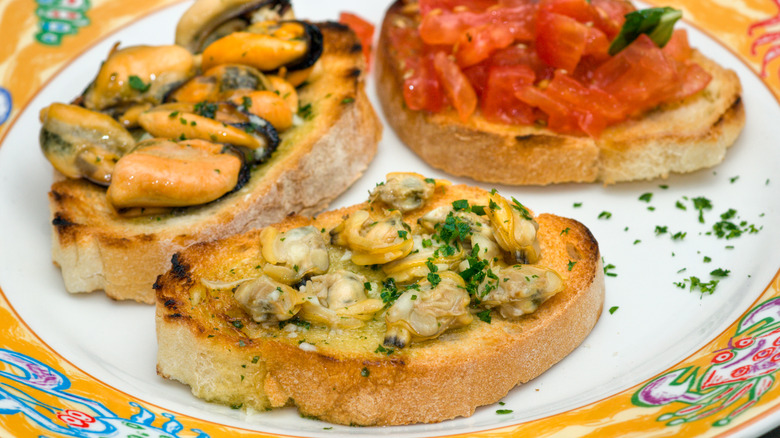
[452,199,470,211]
[435,213,472,244]
[560,227,570,235]
[361,367,370,377]
[424,178,435,184]
[459,245,490,298]
[477,309,492,323]
[380,278,401,304]
[374,344,394,355]
[638,192,653,203]
[341,97,354,104]
[567,260,577,271]
[397,230,408,239]
[297,102,313,120]
[675,200,687,210]
[241,95,253,111]
[659,185,669,189]
[655,225,668,235]
[496,409,513,415]
[710,268,730,277]
[692,197,712,223]
[194,101,218,119]
[471,205,486,215]
[604,263,617,277]
[128,75,151,92]
[231,320,244,329]
[633,239,641,245]
[510,197,533,220]
[609,306,619,314]
[730,176,739,183]
[598,211,612,219]
[681,276,720,295]
[573,202,582,208]
[427,272,441,287]
[671,231,687,240]
[703,256,711,263]
[364,282,372,291]
[278,317,311,330]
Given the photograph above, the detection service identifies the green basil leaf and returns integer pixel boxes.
[608,7,682,56]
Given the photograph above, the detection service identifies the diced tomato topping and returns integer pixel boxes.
[455,24,515,67]
[592,34,679,113]
[535,11,589,72]
[391,0,709,137]
[584,26,610,59]
[339,12,375,69]
[590,0,632,38]
[419,0,497,15]
[482,65,536,124]
[662,29,693,63]
[433,52,478,121]
[667,62,712,102]
[404,52,448,112]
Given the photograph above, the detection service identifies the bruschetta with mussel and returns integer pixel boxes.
[42,0,381,303]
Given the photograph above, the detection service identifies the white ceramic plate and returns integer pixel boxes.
[0,1,779,436]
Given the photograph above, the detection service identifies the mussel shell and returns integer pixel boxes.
[233,114,280,164]
[221,144,251,194]
[282,21,323,72]
[176,0,293,53]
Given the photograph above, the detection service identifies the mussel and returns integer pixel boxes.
[138,102,279,164]
[80,44,195,112]
[106,138,246,209]
[200,20,323,78]
[176,0,294,53]
[39,103,136,185]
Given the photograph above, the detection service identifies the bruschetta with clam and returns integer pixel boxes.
[155,173,605,425]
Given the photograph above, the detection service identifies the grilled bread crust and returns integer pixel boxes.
[49,22,381,303]
[155,183,605,426]
[376,0,745,185]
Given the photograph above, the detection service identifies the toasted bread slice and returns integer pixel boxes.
[49,22,380,303]
[155,180,604,426]
[375,0,745,185]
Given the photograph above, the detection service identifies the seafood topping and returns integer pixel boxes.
[175,0,294,53]
[201,20,323,75]
[384,272,473,348]
[39,103,135,186]
[106,138,244,209]
[480,265,564,318]
[369,172,435,212]
[331,210,414,265]
[234,275,304,322]
[297,270,383,329]
[81,45,195,112]
[260,225,330,284]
